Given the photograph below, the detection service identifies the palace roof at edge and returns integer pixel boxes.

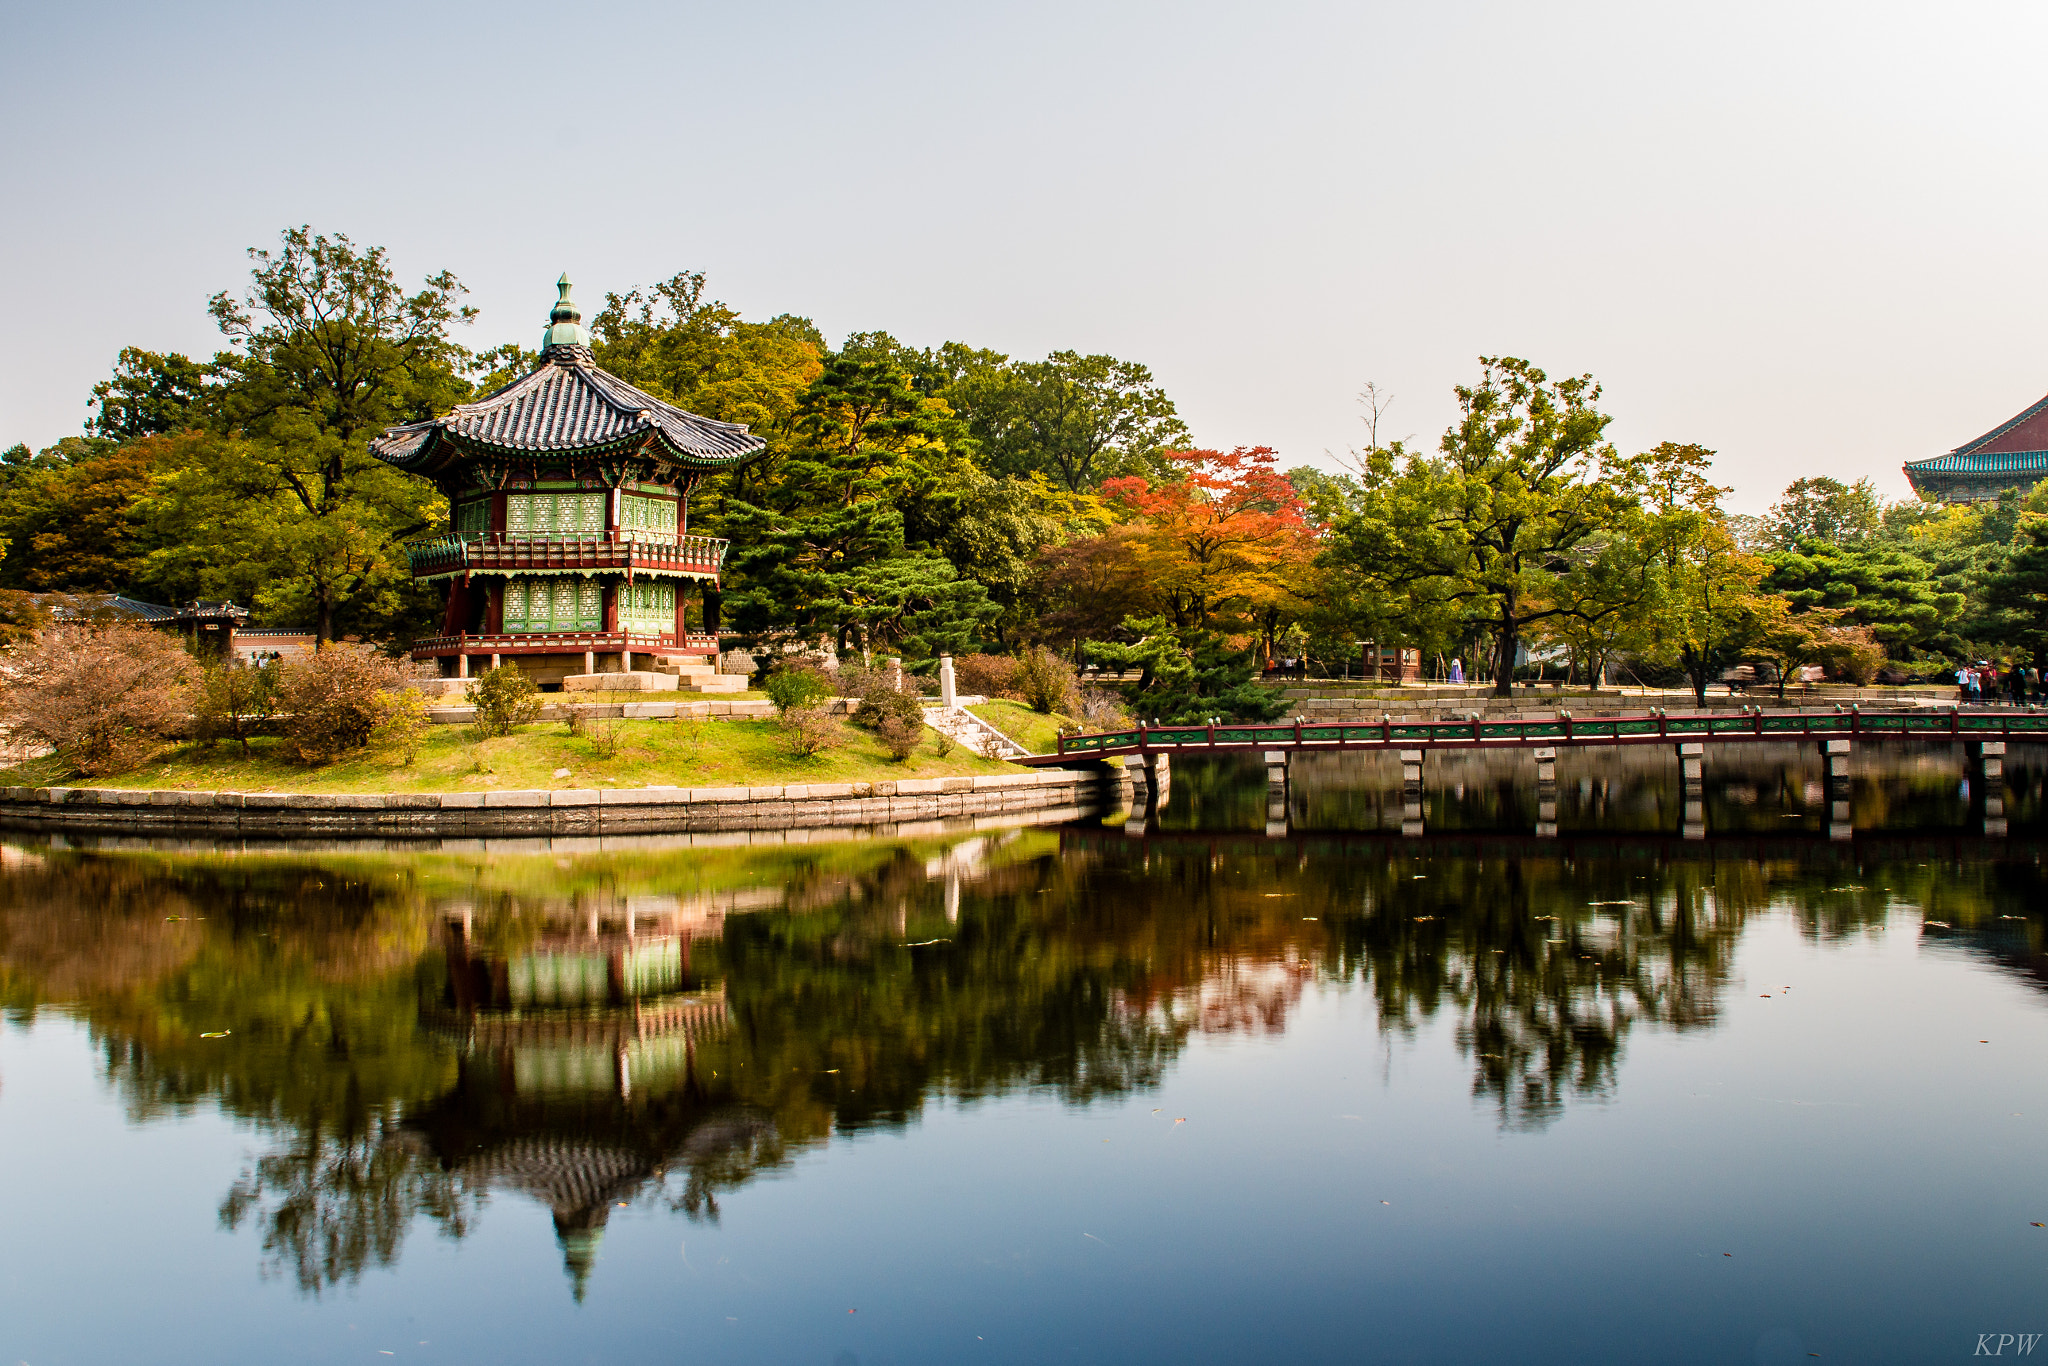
[370,276,766,475]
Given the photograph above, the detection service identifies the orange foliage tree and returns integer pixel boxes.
[1100,447,1320,655]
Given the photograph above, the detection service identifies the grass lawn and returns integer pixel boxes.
[0,713,1017,794]
[968,700,1076,756]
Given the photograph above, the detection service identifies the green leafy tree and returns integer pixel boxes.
[1760,476,1884,550]
[724,350,993,656]
[1326,358,1634,696]
[1084,614,1284,723]
[1975,513,2048,667]
[193,227,474,642]
[948,351,1190,492]
[1761,540,1961,658]
[1626,441,1767,702]
[88,348,213,439]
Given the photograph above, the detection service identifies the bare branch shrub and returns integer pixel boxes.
[778,703,834,757]
[932,725,955,758]
[1013,646,1080,715]
[196,660,281,754]
[0,622,198,776]
[1078,685,1130,730]
[954,653,1019,699]
[374,689,432,765]
[467,665,541,738]
[876,713,922,761]
[278,646,401,765]
[977,728,1008,760]
[583,714,624,759]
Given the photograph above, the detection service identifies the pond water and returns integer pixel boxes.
[3,749,2047,1365]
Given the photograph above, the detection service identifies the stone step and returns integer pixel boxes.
[678,674,749,694]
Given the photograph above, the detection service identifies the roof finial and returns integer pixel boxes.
[541,273,590,352]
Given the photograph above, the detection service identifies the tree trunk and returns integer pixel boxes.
[1493,616,1518,697]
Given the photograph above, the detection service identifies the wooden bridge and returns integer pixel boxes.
[1023,707,2048,766]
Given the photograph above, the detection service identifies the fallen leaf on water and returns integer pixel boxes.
[2031,1222,2044,1227]
[1174,1117,1187,1124]
[200,1031,230,1038]
[1724,1253,1733,1257]
[1380,1200,1390,1205]
[1760,994,1772,998]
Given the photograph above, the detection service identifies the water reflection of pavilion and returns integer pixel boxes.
[415,896,769,1300]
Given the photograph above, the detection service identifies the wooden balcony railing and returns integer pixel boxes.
[410,630,721,657]
[406,532,729,579]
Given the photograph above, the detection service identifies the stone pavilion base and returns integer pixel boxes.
[562,671,680,692]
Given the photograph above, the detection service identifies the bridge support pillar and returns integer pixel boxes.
[1823,738,1852,783]
[1967,740,2005,782]
[1676,741,1704,788]
[1399,749,1425,836]
[1264,751,1290,837]
[1144,752,1171,803]
[457,652,469,679]
[1533,747,1558,837]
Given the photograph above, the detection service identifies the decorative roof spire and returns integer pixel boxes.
[540,274,591,351]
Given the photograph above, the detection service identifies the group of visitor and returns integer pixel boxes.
[1957,661,2041,706]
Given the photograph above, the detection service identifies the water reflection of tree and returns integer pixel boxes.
[5,834,2047,1293]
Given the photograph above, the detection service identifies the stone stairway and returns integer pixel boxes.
[652,659,749,694]
[924,705,1030,759]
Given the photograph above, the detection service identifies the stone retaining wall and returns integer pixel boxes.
[0,767,1124,838]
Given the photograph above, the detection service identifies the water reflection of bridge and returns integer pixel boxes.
[1105,733,2031,842]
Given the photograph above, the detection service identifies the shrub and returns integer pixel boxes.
[467,665,541,738]
[196,660,281,755]
[876,712,922,761]
[0,622,198,776]
[278,646,401,765]
[374,688,432,765]
[1078,685,1130,730]
[778,703,834,757]
[763,662,833,714]
[932,725,955,758]
[853,682,923,733]
[1013,645,1080,715]
[583,714,624,759]
[955,653,1019,699]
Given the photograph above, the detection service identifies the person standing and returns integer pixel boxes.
[1449,657,1464,685]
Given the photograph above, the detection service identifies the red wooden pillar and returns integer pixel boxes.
[485,580,503,634]
[673,582,687,645]
[441,579,471,635]
[603,580,620,633]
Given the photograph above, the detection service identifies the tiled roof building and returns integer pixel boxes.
[375,277,765,686]
[1904,393,2048,502]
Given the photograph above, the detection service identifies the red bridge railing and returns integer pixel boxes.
[1031,708,2048,765]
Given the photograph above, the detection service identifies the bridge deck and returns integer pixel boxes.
[1020,708,2048,766]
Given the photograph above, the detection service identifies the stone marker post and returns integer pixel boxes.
[940,655,957,710]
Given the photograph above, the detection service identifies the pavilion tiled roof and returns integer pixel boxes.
[1904,389,2048,499]
[1903,449,2048,475]
[371,278,765,473]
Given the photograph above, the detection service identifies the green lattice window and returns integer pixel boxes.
[618,581,675,629]
[505,492,603,538]
[619,495,679,538]
[454,500,489,534]
[501,576,603,632]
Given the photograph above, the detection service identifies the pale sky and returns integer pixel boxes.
[5,0,2046,512]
